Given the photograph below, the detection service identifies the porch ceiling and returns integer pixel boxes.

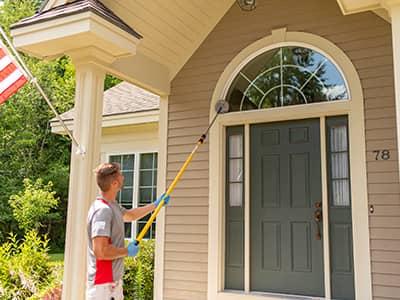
[39,0,235,80]
[102,0,235,79]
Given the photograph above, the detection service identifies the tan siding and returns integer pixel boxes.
[165,0,400,298]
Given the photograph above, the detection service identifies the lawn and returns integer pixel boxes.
[49,252,64,262]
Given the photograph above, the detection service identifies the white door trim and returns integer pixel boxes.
[208,29,372,300]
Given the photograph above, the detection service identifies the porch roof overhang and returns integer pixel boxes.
[10,0,141,66]
[11,0,236,95]
[12,0,395,96]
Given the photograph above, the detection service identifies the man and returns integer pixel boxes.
[86,162,169,300]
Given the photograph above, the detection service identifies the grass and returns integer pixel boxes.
[49,252,64,262]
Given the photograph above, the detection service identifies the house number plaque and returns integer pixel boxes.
[373,150,390,161]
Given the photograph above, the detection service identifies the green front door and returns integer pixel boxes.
[250,118,324,297]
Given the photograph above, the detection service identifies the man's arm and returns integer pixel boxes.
[123,203,156,222]
[92,236,127,260]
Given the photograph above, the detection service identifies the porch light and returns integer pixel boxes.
[237,0,256,11]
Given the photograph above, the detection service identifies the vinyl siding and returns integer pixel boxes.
[100,123,159,161]
[165,0,399,299]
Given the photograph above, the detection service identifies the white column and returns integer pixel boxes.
[154,95,168,299]
[383,0,400,180]
[62,61,105,300]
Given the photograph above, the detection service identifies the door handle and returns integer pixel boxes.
[314,201,322,240]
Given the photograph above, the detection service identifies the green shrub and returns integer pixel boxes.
[123,239,155,300]
[9,179,59,233]
[0,230,54,299]
[29,261,63,300]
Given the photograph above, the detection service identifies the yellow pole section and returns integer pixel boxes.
[135,141,202,244]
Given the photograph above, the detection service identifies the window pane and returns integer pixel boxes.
[330,126,348,152]
[124,223,132,239]
[139,188,152,204]
[109,155,121,164]
[331,152,349,179]
[229,159,243,182]
[151,223,156,239]
[229,135,243,158]
[121,187,133,205]
[140,153,154,169]
[153,170,158,186]
[122,154,134,170]
[152,189,157,202]
[227,46,348,112]
[154,153,158,168]
[332,180,350,207]
[229,183,243,207]
[122,171,134,187]
[140,170,153,187]
[328,119,351,208]
[137,222,151,239]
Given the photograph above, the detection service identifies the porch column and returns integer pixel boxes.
[62,58,106,300]
[382,0,400,180]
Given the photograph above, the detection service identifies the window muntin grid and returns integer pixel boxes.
[137,153,158,239]
[109,154,135,210]
[328,123,351,207]
[226,47,348,112]
[109,152,158,239]
[109,154,135,239]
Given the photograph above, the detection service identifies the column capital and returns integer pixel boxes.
[68,46,116,70]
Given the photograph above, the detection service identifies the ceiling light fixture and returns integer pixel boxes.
[237,0,256,11]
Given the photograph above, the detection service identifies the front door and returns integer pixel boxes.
[250,118,324,297]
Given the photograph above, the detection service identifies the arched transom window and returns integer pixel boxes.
[226,46,349,112]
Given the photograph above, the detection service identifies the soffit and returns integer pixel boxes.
[41,0,235,80]
[39,0,388,81]
[102,0,235,80]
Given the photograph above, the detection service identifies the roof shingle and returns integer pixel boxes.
[54,82,159,122]
[12,0,142,39]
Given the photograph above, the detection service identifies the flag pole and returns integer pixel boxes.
[0,26,85,155]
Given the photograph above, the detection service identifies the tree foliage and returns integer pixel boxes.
[0,0,122,246]
[9,179,59,232]
[0,0,74,243]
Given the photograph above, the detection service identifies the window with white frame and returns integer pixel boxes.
[109,152,158,239]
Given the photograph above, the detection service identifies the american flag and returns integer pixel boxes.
[0,41,27,105]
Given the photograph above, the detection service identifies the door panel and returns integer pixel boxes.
[250,119,324,297]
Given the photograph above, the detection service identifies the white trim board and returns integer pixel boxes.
[51,110,159,134]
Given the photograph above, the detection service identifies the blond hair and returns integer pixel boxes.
[94,162,120,192]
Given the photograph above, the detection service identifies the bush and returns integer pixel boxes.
[9,179,59,233]
[0,230,55,299]
[123,239,155,300]
[30,261,63,300]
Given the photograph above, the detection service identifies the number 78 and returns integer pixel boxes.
[373,150,390,161]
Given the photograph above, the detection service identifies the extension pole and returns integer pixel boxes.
[135,107,223,245]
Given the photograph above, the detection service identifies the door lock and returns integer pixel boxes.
[314,201,322,240]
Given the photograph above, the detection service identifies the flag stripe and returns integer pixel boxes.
[0,75,27,104]
[0,63,17,81]
[0,69,25,93]
[0,48,5,59]
[0,44,28,105]
[0,56,11,71]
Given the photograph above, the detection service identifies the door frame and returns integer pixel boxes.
[208,29,372,300]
